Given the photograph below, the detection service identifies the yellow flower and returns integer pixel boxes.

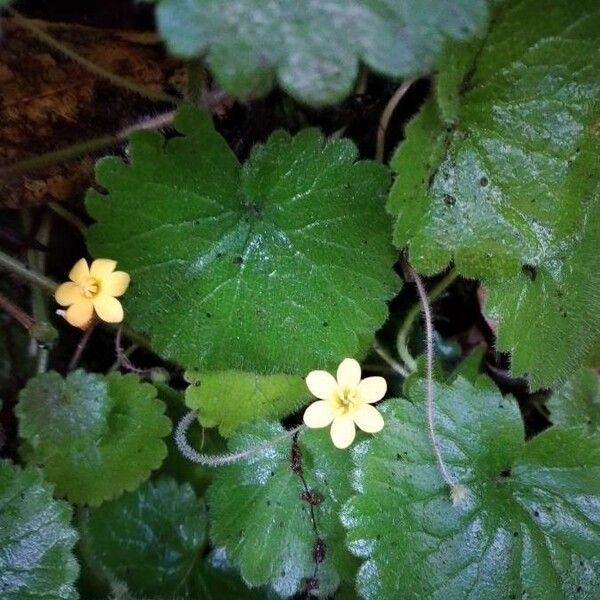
[303,358,386,449]
[55,258,130,328]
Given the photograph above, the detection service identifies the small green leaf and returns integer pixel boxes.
[87,108,398,374]
[343,377,600,599]
[16,371,171,505]
[154,0,488,106]
[185,370,308,436]
[80,478,206,598]
[388,0,600,387]
[207,421,358,597]
[547,368,600,432]
[0,462,79,599]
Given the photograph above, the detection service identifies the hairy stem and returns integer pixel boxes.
[175,411,304,467]
[68,322,96,371]
[7,9,180,105]
[48,202,88,237]
[396,267,459,373]
[409,265,458,493]
[372,337,410,378]
[376,79,414,162]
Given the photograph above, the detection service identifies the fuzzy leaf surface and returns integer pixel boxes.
[389,0,600,387]
[343,377,600,599]
[80,478,206,597]
[547,368,600,433]
[17,371,171,505]
[155,0,488,106]
[207,421,358,597]
[87,108,397,374]
[0,462,79,599]
[185,370,308,436]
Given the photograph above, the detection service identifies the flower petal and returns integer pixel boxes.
[330,415,356,449]
[90,259,117,280]
[93,296,124,323]
[353,404,384,433]
[336,358,361,389]
[55,282,83,306]
[303,401,335,428]
[68,258,89,284]
[358,376,387,403]
[102,271,130,297]
[65,300,94,328]
[305,370,338,400]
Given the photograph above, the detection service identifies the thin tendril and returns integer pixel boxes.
[410,266,463,500]
[175,411,304,467]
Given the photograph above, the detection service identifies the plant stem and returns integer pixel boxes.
[48,202,88,237]
[7,9,181,105]
[410,265,466,505]
[0,292,34,330]
[0,111,176,182]
[372,337,410,378]
[68,323,96,371]
[0,250,57,293]
[175,410,304,467]
[376,79,414,162]
[396,267,459,373]
[187,58,206,106]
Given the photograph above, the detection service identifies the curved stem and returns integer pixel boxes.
[7,9,180,105]
[0,292,34,330]
[410,265,466,505]
[396,267,459,373]
[372,337,410,378]
[376,79,414,162]
[175,411,304,467]
[68,322,96,371]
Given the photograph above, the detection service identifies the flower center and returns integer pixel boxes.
[81,277,100,298]
[334,387,360,414]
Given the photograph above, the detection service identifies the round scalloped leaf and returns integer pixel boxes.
[185,370,308,436]
[207,421,359,597]
[342,377,600,599]
[388,0,600,388]
[0,462,79,599]
[16,371,171,506]
[389,0,600,278]
[80,478,206,597]
[86,108,398,374]
[547,368,600,433]
[154,0,488,106]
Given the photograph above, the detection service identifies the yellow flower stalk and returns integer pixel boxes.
[55,258,130,328]
[303,358,385,449]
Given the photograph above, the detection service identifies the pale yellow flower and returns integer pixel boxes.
[55,258,130,328]
[303,358,386,449]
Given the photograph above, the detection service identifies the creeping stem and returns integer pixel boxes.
[175,410,304,467]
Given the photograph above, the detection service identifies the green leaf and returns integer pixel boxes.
[207,420,358,597]
[87,108,398,374]
[154,0,488,106]
[389,0,600,388]
[547,368,600,433]
[191,549,269,599]
[185,370,308,436]
[16,371,171,505]
[0,462,79,599]
[343,377,600,599]
[80,478,206,598]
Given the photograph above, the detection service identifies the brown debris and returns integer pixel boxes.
[0,17,184,208]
